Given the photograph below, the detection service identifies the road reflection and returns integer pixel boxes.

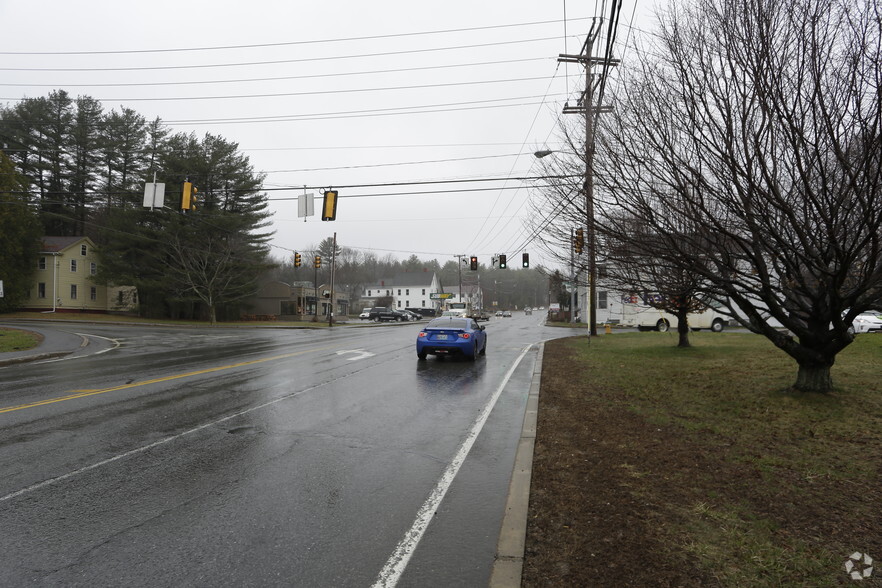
[414,356,487,396]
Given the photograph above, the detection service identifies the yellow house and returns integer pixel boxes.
[22,236,137,313]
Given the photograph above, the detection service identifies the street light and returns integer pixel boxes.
[534,148,597,335]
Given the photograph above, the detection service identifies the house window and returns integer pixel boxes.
[398,289,401,295]
[598,291,608,310]
[90,287,97,301]
[90,262,97,275]
[70,284,78,300]
[422,289,426,295]
[422,300,425,307]
[38,257,46,270]
[406,289,410,295]
[397,300,401,307]
[368,290,372,296]
[38,283,46,298]
[70,259,77,272]
[406,300,410,307]
[81,244,87,256]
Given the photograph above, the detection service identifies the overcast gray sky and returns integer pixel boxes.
[1,0,657,270]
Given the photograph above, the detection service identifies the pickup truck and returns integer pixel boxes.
[368,307,410,322]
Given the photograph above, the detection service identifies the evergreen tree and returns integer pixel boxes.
[0,151,42,312]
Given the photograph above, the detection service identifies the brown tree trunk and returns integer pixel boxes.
[676,309,691,348]
[794,363,833,393]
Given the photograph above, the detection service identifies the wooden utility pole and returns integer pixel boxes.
[559,25,617,337]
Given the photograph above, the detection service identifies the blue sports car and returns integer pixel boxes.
[416,317,487,360]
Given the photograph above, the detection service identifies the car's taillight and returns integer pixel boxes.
[459,332,470,339]
[418,332,427,337]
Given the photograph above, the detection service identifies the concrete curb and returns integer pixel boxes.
[489,341,543,587]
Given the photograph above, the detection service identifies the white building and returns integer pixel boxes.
[362,270,442,312]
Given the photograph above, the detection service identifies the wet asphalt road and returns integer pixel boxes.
[0,314,571,587]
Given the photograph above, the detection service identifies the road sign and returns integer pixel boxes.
[430,293,453,300]
[142,182,166,208]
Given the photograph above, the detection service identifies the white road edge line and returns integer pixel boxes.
[372,344,533,588]
[38,333,121,363]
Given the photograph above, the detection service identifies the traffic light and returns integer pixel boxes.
[321,190,338,221]
[314,255,322,268]
[522,252,530,268]
[469,256,478,271]
[574,228,585,254]
[499,254,507,269]
[181,181,194,211]
[294,252,302,268]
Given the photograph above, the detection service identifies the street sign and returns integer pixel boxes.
[430,293,453,300]
[298,192,315,218]
[142,182,166,208]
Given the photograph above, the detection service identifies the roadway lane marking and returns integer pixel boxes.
[0,346,386,504]
[336,349,376,361]
[372,344,533,588]
[0,344,337,415]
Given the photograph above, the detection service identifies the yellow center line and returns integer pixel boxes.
[0,344,337,415]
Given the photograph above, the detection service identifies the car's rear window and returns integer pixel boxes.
[427,318,469,330]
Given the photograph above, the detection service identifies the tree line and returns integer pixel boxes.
[0,90,272,321]
[268,240,551,311]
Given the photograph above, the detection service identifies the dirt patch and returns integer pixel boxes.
[522,337,882,587]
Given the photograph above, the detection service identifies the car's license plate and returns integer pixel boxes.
[436,334,448,340]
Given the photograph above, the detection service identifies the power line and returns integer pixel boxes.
[0,57,552,89]
[0,36,563,73]
[0,17,595,56]
[0,74,565,103]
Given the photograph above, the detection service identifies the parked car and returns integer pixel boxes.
[368,307,410,322]
[849,310,882,334]
[495,310,503,317]
[416,317,487,360]
[502,310,512,317]
[402,309,422,321]
[406,307,437,318]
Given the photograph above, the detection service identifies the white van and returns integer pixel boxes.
[619,294,728,332]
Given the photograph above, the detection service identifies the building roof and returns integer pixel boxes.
[364,271,437,290]
[40,236,92,253]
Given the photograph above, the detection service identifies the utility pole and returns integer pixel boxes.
[329,232,337,327]
[455,254,465,305]
[560,22,617,337]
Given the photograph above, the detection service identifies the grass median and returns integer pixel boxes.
[0,327,43,352]
[524,331,881,587]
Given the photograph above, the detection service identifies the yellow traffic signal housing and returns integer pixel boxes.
[181,181,198,211]
[322,190,338,221]
[294,252,302,268]
[181,181,193,210]
[314,255,322,268]
[574,228,585,254]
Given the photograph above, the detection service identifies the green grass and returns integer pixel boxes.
[564,331,882,586]
[0,327,41,352]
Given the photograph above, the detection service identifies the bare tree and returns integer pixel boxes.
[592,0,882,392]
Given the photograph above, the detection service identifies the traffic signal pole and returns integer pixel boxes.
[329,232,336,327]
